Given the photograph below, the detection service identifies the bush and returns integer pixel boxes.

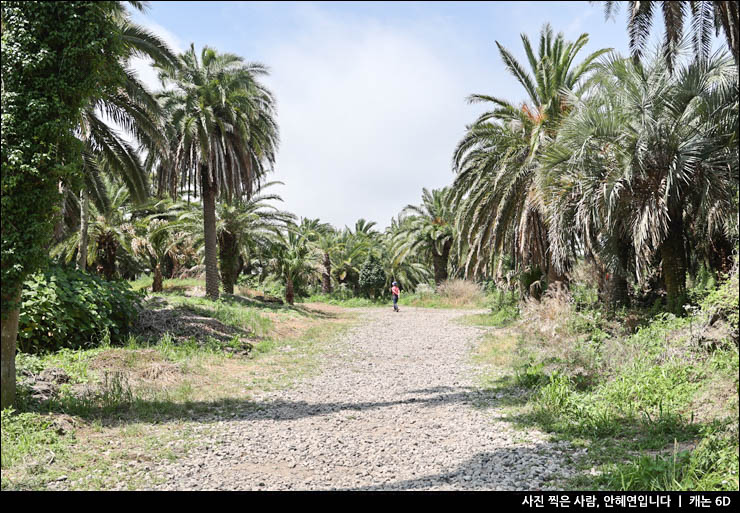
[415,283,435,297]
[18,266,142,353]
[359,254,386,298]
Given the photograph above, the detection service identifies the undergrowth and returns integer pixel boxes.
[473,265,739,491]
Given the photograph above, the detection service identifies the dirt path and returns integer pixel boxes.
[146,307,575,490]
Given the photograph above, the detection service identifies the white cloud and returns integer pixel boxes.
[262,8,489,229]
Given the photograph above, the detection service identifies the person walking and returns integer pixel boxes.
[391,281,400,312]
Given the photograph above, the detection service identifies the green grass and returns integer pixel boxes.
[470,275,739,491]
[163,295,274,336]
[1,409,65,471]
[459,307,519,327]
[300,293,385,308]
[2,288,353,490]
[302,291,494,309]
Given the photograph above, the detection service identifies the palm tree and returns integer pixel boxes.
[382,218,433,291]
[395,187,455,285]
[598,1,740,69]
[154,44,279,300]
[332,227,372,293]
[451,24,611,289]
[66,7,177,270]
[53,181,137,281]
[128,197,184,292]
[269,229,320,305]
[544,49,738,311]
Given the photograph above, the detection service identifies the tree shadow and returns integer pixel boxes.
[331,447,568,490]
[222,294,341,319]
[24,382,526,429]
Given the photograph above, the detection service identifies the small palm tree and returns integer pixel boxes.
[216,185,295,294]
[129,197,183,292]
[269,229,320,305]
[332,227,372,293]
[53,181,136,280]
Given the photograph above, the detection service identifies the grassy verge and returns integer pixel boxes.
[468,273,739,491]
[1,287,354,490]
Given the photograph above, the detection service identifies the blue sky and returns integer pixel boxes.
[129,1,677,229]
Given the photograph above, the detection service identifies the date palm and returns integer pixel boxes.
[297,221,341,294]
[544,49,738,312]
[53,181,136,280]
[154,44,279,300]
[452,24,610,288]
[269,229,321,305]
[395,187,455,285]
[598,1,739,69]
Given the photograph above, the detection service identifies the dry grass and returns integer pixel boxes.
[519,286,572,339]
[436,279,484,307]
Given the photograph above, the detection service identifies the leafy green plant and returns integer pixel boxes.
[18,266,142,353]
[514,360,549,389]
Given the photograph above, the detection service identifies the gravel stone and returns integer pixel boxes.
[143,307,574,490]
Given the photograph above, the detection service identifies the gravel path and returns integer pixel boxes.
[147,307,576,490]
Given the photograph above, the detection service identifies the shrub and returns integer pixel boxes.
[359,254,386,298]
[415,283,435,297]
[18,266,142,353]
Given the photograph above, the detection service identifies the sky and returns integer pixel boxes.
[128,1,678,230]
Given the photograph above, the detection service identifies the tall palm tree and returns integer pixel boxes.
[154,44,279,300]
[544,49,738,311]
[451,24,611,288]
[598,1,739,69]
[395,187,455,285]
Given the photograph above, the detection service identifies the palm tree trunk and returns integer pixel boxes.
[322,252,332,293]
[77,189,89,271]
[152,261,164,292]
[285,275,295,305]
[607,238,631,307]
[101,239,117,280]
[202,177,220,300]
[219,232,239,295]
[661,211,687,314]
[432,240,452,285]
[1,290,21,409]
